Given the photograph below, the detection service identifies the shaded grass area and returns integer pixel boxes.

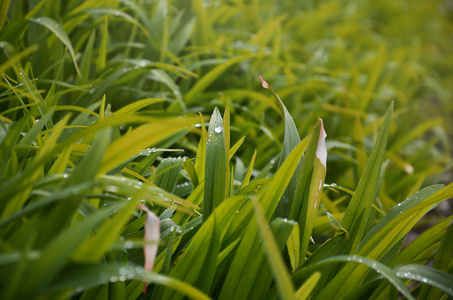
[0,0,452,299]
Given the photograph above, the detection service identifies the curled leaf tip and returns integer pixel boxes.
[137,204,160,294]
[259,74,269,89]
[316,118,327,169]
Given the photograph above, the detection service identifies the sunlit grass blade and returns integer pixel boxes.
[99,116,200,174]
[295,272,321,300]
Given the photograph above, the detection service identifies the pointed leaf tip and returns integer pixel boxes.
[137,205,160,294]
[259,74,269,89]
[316,118,327,169]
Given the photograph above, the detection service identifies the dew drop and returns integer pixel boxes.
[214,126,223,133]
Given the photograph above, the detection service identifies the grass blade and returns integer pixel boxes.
[203,107,227,221]
[29,17,81,77]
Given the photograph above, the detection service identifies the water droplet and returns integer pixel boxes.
[397,203,402,207]
[124,241,134,249]
[119,267,128,275]
[214,126,223,133]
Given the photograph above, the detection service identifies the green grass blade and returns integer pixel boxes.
[298,255,415,300]
[340,102,393,254]
[295,272,321,300]
[16,203,124,299]
[289,118,327,263]
[253,197,295,300]
[203,107,227,221]
[418,220,453,299]
[29,17,81,77]
[260,75,301,218]
[394,264,453,297]
[99,116,199,174]
[219,138,309,299]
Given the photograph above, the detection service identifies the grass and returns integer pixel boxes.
[0,0,452,299]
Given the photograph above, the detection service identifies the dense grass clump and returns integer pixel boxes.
[0,0,452,299]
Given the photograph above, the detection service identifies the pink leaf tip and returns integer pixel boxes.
[137,204,160,294]
[259,74,269,89]
[316,118,327,170]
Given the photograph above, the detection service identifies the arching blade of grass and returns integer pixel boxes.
[203,107,227,221]
[99,116,200,174]
[296,255,415,300]
[416,220,453,299]
[37,263,210,300]
[29,17,81,77]
[394,264,453,297]
[340,102,393,254]
[319,183,453,299]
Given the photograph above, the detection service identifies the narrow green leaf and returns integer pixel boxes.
[418,221,453,299]
[219,138,309,300]
[260,75,301,218]
[340,102,393,253]
[29,17,81,77]
[289,118,327,262]
[253,198,295,300]
[287,223,300,273]
[0,0,11,31]
[99,116,200,174]
[18,69,53,129]
[394,264,453,297]
[327,212,349,238]
[295,272,321,300]
[72,198,138,263]
[17,203,124,298]
[297,255,415,300]
[96,16,108,72]
[153,157,184,193]
[203,107,227,221]
[239,149,256,189]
